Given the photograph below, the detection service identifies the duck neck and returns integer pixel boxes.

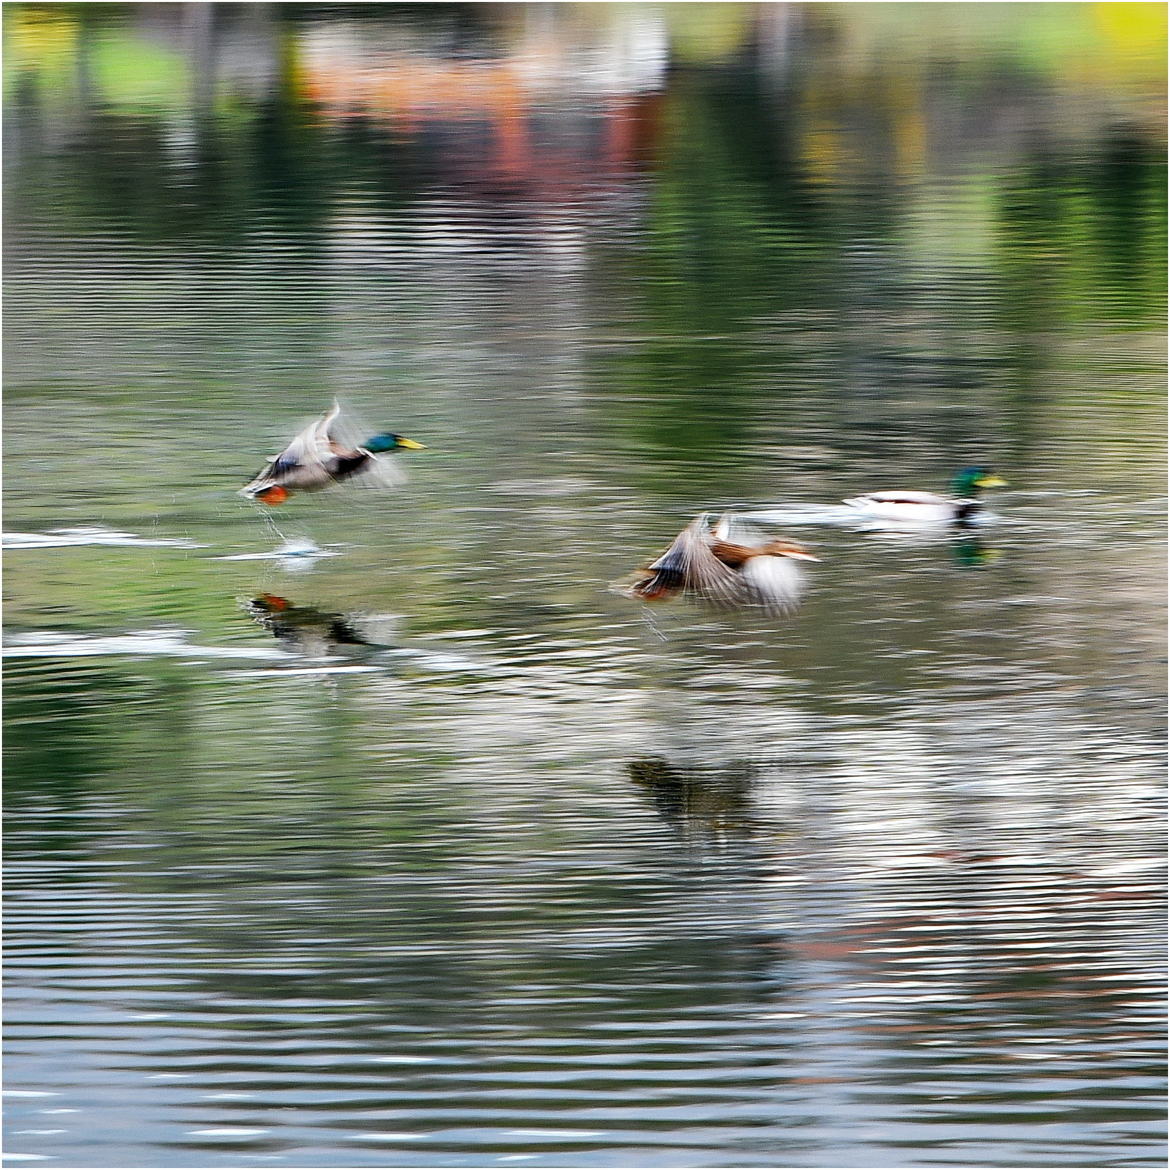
[953,498,980,525]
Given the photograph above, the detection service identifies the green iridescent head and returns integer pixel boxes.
[365,433,426,454]
[951,466,1007,497]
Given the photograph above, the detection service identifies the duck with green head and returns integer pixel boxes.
[842,466,1007,526]
[241,402,425,505]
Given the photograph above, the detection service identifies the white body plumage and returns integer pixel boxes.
[842,490,963,526]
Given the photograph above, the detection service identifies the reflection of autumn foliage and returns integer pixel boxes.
[307,60,523,121]
[5,2,1164,326]
[787,3,1166,189]
[300,44,664,195]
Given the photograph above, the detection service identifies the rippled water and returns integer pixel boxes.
[4,4,1166,1168]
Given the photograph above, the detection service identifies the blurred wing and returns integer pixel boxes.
[242,405,339,495]
[283,402,340,469]
[739,554,806,615]
[325,402,410,490]
[320,400,366,450]
[646,515,743,606]
[344,449,408,490]
[712,512,768,547]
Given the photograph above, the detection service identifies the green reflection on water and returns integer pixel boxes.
[3,0,1165,986]
[4,20,1165,1167]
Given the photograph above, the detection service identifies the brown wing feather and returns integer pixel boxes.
[633,516,743,606]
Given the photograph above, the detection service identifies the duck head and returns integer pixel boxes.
[364,433,426,453]
[951,466,1007,497]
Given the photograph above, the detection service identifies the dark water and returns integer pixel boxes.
[3,4,1166,1168]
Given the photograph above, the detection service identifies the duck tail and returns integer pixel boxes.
[629,567,685,602]
[239,476,270,500]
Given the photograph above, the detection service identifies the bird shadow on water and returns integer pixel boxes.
[234,595,403,694]
[627,755,761,844]
[241,594,399,659]
[234,593,488,684]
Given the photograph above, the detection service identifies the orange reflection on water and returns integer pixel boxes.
[296,20,667,193]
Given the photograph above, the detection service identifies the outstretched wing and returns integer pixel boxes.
[637,514,743,606]
[710,512,771,546]
[343,449,408,490]
[279,402,339,471]
[241,403,340,495]
[325,403,409,490]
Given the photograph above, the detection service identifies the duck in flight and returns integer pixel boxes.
[241,402,425,506]
[626,513,819,614]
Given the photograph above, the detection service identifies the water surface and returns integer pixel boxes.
[4,4,1166,1167]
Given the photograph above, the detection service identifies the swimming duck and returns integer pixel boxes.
[842,466,1006,526]
[241,402,425,505]
[627,513,819,614]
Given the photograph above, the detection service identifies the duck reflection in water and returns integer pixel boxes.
[952,535,1002,569]
[624,513,818,614]
[861,527,1003,569]
[243,594,398,658]
[627,756,758,840]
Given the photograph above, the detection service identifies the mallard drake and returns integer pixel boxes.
[241,402,425,505]
[627,513,819,614]
[842,466,1006,526]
